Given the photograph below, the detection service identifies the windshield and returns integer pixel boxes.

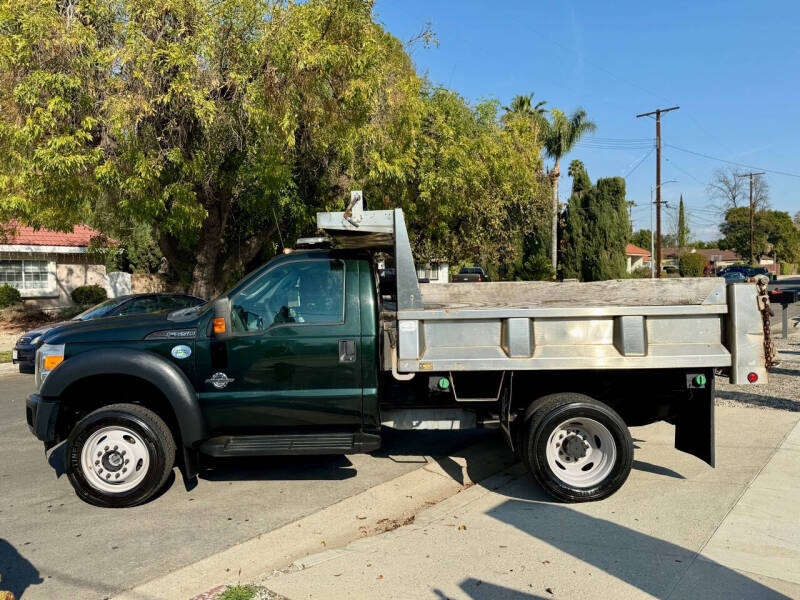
[73,299,119,321]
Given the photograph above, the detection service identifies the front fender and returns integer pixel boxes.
[40,347,206,447]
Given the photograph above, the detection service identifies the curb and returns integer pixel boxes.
[112,439,515,600]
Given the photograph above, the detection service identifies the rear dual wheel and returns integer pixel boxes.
[521,393,633,502]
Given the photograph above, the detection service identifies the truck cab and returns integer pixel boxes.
[193,250,382,449]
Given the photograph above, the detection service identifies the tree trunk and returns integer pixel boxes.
[550,158,561,276]
[189,219,226,300]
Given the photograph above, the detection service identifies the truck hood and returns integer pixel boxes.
[42,312,201,345]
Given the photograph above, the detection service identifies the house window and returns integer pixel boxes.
[429,262,439,281]
[0,260,49,290]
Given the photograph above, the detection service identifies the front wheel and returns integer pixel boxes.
[522,393,633,502]
[65,403,176,508]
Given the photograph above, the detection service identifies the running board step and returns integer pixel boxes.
[199,432,381,457]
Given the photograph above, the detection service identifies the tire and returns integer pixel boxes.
[522,393,633,503]
[65,403,176,508]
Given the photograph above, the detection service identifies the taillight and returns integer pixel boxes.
[747,372,758,383]
[477,275,482,282]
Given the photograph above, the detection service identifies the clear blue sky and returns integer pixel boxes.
[374,0,800,241]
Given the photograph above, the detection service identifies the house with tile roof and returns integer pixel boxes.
[0,222,114,308]
[625,243,652,273]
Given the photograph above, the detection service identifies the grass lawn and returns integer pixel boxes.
[0,350,12,363]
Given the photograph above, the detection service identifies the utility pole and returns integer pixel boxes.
[626,201,636,227]
[637,106,679,277]
[736,172,765,264]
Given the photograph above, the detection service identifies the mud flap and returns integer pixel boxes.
[674,368,715,467]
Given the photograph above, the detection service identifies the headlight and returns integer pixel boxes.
[28,335,41,346]
[35,343,65,391]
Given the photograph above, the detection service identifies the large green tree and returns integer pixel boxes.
[720,208,800,264]
[560,162,628,281]
[630,229,652,251]
[541,108,596,274]
[1,0,551,295]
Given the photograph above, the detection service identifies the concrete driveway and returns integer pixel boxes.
[0,374,498,600]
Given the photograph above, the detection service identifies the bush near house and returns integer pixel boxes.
[780,262,796,275]
[628,266,651,279]
[679,253,707,277]
[0,283,22,308]
[71,284,107,306]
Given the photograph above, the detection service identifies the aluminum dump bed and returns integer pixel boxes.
[318,194,767,385]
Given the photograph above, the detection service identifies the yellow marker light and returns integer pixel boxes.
[213,318,226,334]
[43,355,64,371]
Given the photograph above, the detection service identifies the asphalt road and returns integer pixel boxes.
[0,374,496,600]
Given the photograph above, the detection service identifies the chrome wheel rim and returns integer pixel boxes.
[545,417,617,488]
[80,426,150,494]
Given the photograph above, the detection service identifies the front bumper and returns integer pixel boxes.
[13,346,36,373]
[26,394,60,443]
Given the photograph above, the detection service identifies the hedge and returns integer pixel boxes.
[0,283,22,308]
[679,253,707,277]
[71,284,108,305]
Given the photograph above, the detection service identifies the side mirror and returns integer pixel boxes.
[211,297,232,340]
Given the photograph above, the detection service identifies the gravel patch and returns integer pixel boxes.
[716,335,800,412]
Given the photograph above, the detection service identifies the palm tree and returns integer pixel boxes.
[503,93,547,118]
[542,108,596,274]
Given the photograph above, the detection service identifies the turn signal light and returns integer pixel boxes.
[43,355,64,370]
[747,372,758,383]
[213,318,226,334]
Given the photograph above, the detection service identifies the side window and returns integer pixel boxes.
[116,296,160,316]
[160,295,199,311]
[230,260,345,333]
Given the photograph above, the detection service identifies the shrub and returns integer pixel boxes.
[0,283,22,308]
[71,284,107,305]
[780,262,795,276]
[678,253,707,277]
[629,266,651,279]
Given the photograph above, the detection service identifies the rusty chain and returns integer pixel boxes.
[756,278,778,369]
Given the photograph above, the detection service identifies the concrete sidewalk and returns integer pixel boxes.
[262,406,800,600]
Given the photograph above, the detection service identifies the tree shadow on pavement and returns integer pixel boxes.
[434,578,549,599]
[0,538,43,598]
[483,482,790,600]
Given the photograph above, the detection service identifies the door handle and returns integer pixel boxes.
[339,339,356,363]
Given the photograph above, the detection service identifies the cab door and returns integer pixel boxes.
[197,257,363,434]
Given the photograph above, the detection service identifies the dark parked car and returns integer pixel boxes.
[12,293,205,374]
[721,271,748,284]
[451,266,491,282]
[718,265,771,281]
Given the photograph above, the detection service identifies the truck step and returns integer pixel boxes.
[199,432,381,457]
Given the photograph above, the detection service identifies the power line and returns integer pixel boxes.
[664,144,800,179]
[623,147,656,178]
[663,156,707,187]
